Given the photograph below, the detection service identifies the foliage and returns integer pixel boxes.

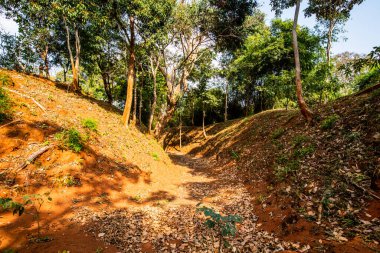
[196,205,242,250]
[54,175,79,187]
[0,198,24,216]
[0,86,12,122]
[230,150,240,161]
[82,118,98,131]
[55,129,84,152]
[272,128,285,139]
[320,114,340,130]
[23,192,52,238]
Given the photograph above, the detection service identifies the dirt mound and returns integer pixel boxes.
[0,70,184,252]
[165,90,380,252]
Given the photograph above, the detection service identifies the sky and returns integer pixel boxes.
[0,0,379,56]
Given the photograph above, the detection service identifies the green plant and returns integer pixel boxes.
[0,86,12,122]
[196,205,242,251]
[55,129,84,152]
[152,152,159,161]
[23,192,52,239]
[230,150,240,160]
[82,118,98,131]
[54,175,79,187]
[292,135,309,147]
[320,114,340,130]
[275,160,299,180]
[130,194,142,203]
[0,73,14,86]
[294,145,315,158]
[95,248,103,253]
[271,128,285,139]
[2,249,17,253]
[0,198,24,216]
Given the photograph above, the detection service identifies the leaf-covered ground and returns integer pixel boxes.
[0,69,379,252]
[164,88,380,252]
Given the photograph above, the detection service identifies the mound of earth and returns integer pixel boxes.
[164,88,380,252]
[0,70,306,252]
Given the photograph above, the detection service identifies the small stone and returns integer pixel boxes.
[98,233,105,237]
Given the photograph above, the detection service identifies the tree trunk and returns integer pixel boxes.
[326,20,334,66]
[148,57,159,134]
[44,45,49,79]
[73,25,81,91]
[191,100,195,126]
[121,16,135,127]
[179,112,182,149]
[148,74,157,134]
[139,74,143,127]
[101,72,113,104]
[63,17,80,92]
[202,109,207,138]
[156,101,176,136]
[132,71,137,125]
[292,0,313,123]
[224,82,228,122]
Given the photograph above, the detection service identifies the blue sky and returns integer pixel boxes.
[0,0,379,55]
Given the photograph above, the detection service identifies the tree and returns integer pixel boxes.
[305,0,364,65]
[112,0,174,127]
[270,0,313,123]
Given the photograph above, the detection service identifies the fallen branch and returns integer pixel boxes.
[17,145,54,171]
[351,181,380,200]
[0,119,22,129]
[3,87,46,112]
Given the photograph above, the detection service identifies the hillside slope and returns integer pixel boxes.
[165,88,380,252]
[0,70,191,252]
[0,70,311,253]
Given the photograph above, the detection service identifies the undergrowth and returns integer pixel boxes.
[0,73,13,122]
[55,128,84,152]
[82,118,98,131]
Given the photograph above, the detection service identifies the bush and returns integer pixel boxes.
[271,128,285,139]
[0,87,12,122]
[320,114,340,130]
[82,118,98,131]
[55,129,84,152]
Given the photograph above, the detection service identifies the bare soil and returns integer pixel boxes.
[1,69,379,252]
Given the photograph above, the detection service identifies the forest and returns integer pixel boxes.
[0,0,379,252]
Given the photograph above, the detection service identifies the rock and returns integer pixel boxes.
[98,233,105,237]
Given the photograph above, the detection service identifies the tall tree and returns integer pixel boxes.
[305,0,364,65]
[271,0,313,123]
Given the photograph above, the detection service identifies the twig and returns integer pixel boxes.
[351,181,380,200]
[17,145,54,172]
[0,119,22,129]
[3,87,47,112]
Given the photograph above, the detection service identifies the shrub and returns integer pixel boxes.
[230,150,240,160]
[152,152,159,161]
[196,205,242,251]
[320,114,340,130]
[0,198,24,216]
[0,87,12,122]
[271,128,285,139]
[292,135,309,147]
[55,129,84,152]
[294,145,315,158]
[82,118,98,131]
